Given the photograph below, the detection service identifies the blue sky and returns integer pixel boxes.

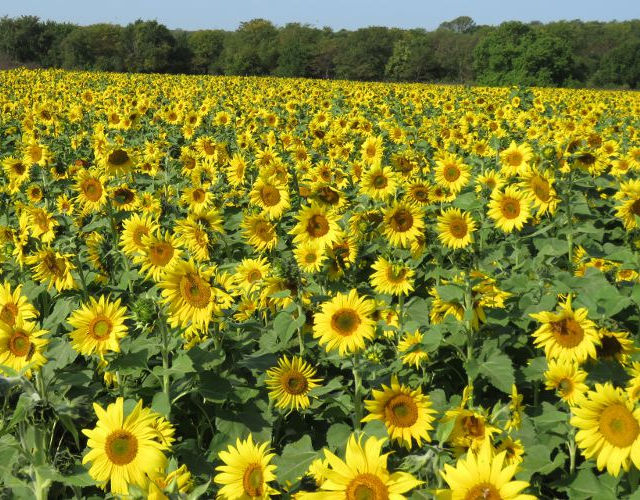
[1,0,637,31]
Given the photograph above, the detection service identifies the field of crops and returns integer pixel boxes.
[1,68,640,499]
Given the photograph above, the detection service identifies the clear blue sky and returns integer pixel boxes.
[1,0,637,31]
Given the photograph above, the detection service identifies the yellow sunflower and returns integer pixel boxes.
[496,437,525,466]
[135,231,183,282]
[437,208,476,249]
[294,242,326,273]
[160,259,215,331]
[544,359,588,406]
[441,407,499,455]
[313,289,375,356]
[296,434,421,500]
[571,383,640,477]
[250,177,290,220]
[362,375,437,449]
[518,167,558,215]
[67,295,129,357]
[291,203,341,249]
[434,152,471,193]
[25,247,77,291]
[0,319,48,377]
[397,331,428,368]
[242,213,278,252]
[74,169,108,214]
[361,135,384,166]
[487,186,531,233]
[82,398,168,495]
[382,201,424,248]
[120,213,159,258]
[0,282,37,326]
[530,296,600,364]
[500,141,533,177]
[438,439,536,500]
[360,165,398,200]
[265,356,322,411]
[214,434,278,500]
[370,257,414,296]
[234,257,271,293]
[596,328,637,364]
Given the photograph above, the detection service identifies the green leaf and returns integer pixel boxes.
[152,392,171,417]
[435,284,464,303]
[272,435,318,484]
[327,423,351,450]
[479,351,514,393]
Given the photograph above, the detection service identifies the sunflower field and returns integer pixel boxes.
[2,68,640,499]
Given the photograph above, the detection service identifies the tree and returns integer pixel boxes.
[60,24,126,72]
[438,16,477,34]
[334,27,400,81]
[274,23,321,77]
[385,30,441,82]
[221,19,278,75]
[123,20,177,73]
[188,30,226,74]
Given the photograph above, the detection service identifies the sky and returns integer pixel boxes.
[1,0,638,31]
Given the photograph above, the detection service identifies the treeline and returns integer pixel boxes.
[1,15,640,88]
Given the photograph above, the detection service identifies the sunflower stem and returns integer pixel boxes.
[297,303,305,355]
[397,293,405,331]
[568,431,577,475]
[565,170,574,272]
[158,317,171,409]
[352,354,363,430]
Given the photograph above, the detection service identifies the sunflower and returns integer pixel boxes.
[615,195,640,231]
[434,153,471,193]
[313,289,375,356]
[23,138,52,167]
[296,435,421,500]
[544,359,588,405]
[437,208,476,249]
[102,146,136,175]
[496,437,525,466]
[135,231,183,282]
[265,356,322,411]
[181,184,213,214]
[56,194,75,215]
[250,177,290,220]
[487,186,531,233]
[25,247,77,291]
[2,156,30,190]
[397,331,428,368]
[214,434,278,500]
[294,242,326,273]
[596,328,637,364]
[174,218,211,262]
[407,181,431,205]
[26,183,44,203]
[571,383,640,477]
[530,296,600,364]
[160,259,215,331]
[82,398,168,495]
[148,464,193,497]
[242,213,278,252]
[0,319,48,377]
[291,203,341,249]
[475,169,506,194]
[110,184,137,211]
[438,439,535,500]
[361,135,384,166]
[0,282,37,326]
[227,153,247,187]
[519,167,558,215]
[360,165,398,200]
[370,257,414,296]
[441,408,499,455]
[362,375,437,449]
[75,169,108,214]
[382,201,424,248]
[500,141,533,176]
[234,257,271,293]
[26,207,57,243]
[120,213,159,258]
[68,295,129,357]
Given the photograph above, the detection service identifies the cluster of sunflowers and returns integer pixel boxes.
[1,67,640,498]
